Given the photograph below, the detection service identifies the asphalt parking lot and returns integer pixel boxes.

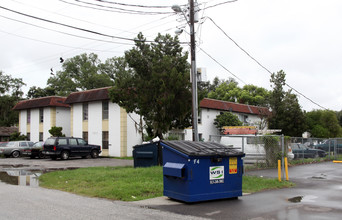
[0,156,133,171]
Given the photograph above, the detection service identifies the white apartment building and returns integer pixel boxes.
[13,96,71,142]
[64,87,142,157]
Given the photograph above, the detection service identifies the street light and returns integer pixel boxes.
[172,1,199,142]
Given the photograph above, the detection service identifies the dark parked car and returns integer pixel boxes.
[291,143,326,159]
[313,139,342,154]
[42,137,101,160]
[0,141,34,158]
[21,141,45,159]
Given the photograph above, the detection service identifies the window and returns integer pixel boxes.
[102,101,109,120]
[78,138,87,145]
[243,115,249,124]
[20,142,28,147]
[27,132,30,141]
[57,138,67,145]
[69,138,78,145]
[27,109,31,123]
[102,131,109,149]
[83,103,88,121]
[83,132,88,142]
[39,132,43,141]
[39,108,44,123]
[198,109,202,124]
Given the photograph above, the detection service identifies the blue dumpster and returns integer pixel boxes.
[161,141,245,203]
[133,142,162,168]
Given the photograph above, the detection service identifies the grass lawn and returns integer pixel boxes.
[39,166,293,201]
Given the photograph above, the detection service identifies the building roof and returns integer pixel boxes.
[199,98,270,116]
[13,96,70,110]
[64,87,111,104]
[0,127,18,136]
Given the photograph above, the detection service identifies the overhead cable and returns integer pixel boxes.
[206,16,328,110]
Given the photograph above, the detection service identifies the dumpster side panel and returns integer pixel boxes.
[133,143,159,168]
[162,144,190,200]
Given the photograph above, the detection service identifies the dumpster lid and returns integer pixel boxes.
[161,141,245,157]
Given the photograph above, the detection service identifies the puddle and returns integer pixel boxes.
[311,173,327,180]
[0,170,42,187]
[288,195,318,203]
[288,196,303,203]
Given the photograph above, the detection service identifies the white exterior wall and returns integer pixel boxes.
[19,111,27,136]
[43,107,51,141]
[72,103,83,138]
[108,102,121,156]
[30,109,40,142]
[56,107,71,137]
[126,112,142,157]
[88,101,102,146]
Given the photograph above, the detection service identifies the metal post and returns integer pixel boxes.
[189,0,199,142]
[281,135,285,180]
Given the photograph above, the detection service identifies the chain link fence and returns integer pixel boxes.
[209,135,342,169]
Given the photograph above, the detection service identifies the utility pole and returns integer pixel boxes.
[189,0,199,142]
[172,1,199,142]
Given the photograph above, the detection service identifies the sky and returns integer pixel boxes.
[1,0,342,112]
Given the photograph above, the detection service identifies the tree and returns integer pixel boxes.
[48,126,65,137]
[0,71,25,126]
[306,110,342,138]
[47,53,114,96]
[109,33,192,138]
[27,86,56,99]
[268,70,306,137]
[214,112,242,133]
[207,79,270,106]
[10,132,27,141]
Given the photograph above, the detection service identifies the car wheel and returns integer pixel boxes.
[38,151,45,159]
[11,151,20,158]
[61,151,70,160]
[91,150,99,159]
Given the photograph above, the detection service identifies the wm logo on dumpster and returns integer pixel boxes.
[209,166,224,184]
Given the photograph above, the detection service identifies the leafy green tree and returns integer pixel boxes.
[109,33,192,138]
[268,70,306,137]
[10,132,27,141]
[48,126,65,137]
[214,112,242,133]
[306,110,342,138]
[336,110,342,127]
[0,71,25,126]
[27,86,56,99]
[207,79,270,106]
[47,53,114,96]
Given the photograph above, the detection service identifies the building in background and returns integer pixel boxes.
[64,87,142,157]
[13,97,71,142]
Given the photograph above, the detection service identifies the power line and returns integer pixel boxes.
[58,0,172,15]
[9,0,137,35]
[0,5,153,42]
[0,14,134,46]
[0,27,123,53]
[205,16,328,110]
[198,47,247,85]
[93,0,180,9]
[203,0,239,10]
